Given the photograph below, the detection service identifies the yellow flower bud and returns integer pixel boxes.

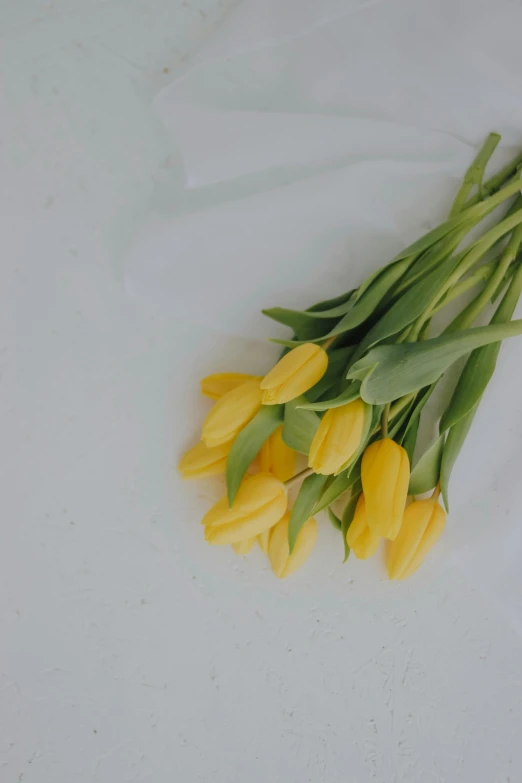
[203,474,287,545]
[259,426,296,481]
[260,344,328,405]
[361,438,410,540]
[268,513,317,579]
[308,399,366,475]
[200,372,261,400]
[257,529,271,553]
[201,379,262,448]
[178,440,230,479]
[388,499,446,580]
[232,537,256,555]
[345,495,380,559]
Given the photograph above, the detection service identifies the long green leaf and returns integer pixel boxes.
[401,411,420,464]
[341,486,362,563]
[307,289,354,313]
[282,397,320,454]
[320,257,413,338]
[440,260,522,432]
[349,319,522,404]
[226,405,284,505]
[305,346,354,403]
[262,306,337,338]
[355,250,463,355]
[327,507,342,531]
[408,433,446,495]
[440,402,479,511]
[288,473,328,553]
[313,462,361,514]
[299,381,361,411]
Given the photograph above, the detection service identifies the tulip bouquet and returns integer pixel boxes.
[179,133,522,580]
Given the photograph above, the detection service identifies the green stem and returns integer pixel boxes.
[449,133,501,217]
[431,259,497,315]
[447,223,522,331]
[411,205,522,337]
[381,403,390,438]
[465,149,522,207]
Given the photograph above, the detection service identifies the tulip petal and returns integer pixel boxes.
[205,493,287,544]
[259,427,296,482]
[178,441,230,478]
[201,373,261,400]
[258,529,271,553]
[202,380,262,447]
[309,400,365,475]
[397,503,446,579]
[362,438,410,540]
[261,344,328,405]
[268,514,317,578]
[232,537,256,555]
[388,499,446,579]
[345,495,380,560]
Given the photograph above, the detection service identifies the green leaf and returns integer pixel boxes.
[305,346,355,403]
[327,507,342,531]
[401,411,420,464]
[341,487,362,563]
[440,402,479,511]
[299,381,361,411]
[392,224,472,298]
[349,319,522,404]
[307,289,355,313]
[282,397,320,454]
[226,405,284,505]
[313,461,361,514]
[288,473,328,553]
[440,262,522,432]
[408,433,446,495]
[262,307,338,338]
[355,250,463,355]
[321,257,413,338]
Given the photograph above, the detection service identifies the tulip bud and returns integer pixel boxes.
[203,473,287,545]
[178,440,230,479]
[260,344,328,405]
[345,495,380,559]
[202,379,262,448]
[232,537,256,555]
[388,499,446,580]
[259,426,296,481]
[361,438,410,540]
[308,399,366,475]
[200,372,261,400]
[268,513,317,579]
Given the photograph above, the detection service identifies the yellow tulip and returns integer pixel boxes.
[388,499,446,580]
[345,495,380,559]
[201,379,262,448]
[308,399,366,475]
[260,343,328,405]
[361,438,410,540]
[259,426,296,481]
[178,440,230,479]
[257,529,271,553]
[203,473,287,545]
[200,372,261,400]
[268,513,317,579]
[232,537,256,555]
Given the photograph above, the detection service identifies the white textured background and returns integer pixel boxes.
[2,1,522,782]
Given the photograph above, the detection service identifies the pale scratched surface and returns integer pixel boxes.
[2,1,522,782]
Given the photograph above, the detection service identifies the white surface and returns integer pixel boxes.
[3,2,522,782]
